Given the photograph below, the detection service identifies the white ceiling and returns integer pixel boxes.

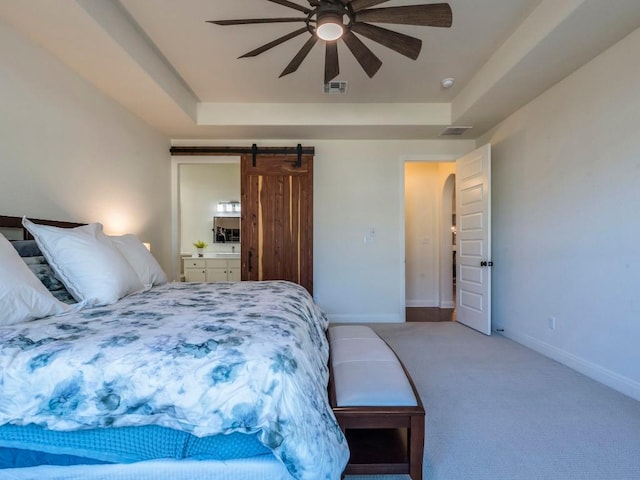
[2,0,640,140]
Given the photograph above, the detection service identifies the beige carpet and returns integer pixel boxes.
[337,321,640,480]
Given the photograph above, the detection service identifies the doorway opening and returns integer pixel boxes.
[170,156,240,282]
[404,162,456,322]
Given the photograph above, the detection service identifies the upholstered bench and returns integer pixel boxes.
[328,325,425,480]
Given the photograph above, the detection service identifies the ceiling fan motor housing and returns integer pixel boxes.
[309,2,354,37]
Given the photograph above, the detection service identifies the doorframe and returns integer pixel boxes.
[399,154,457,320]
[440,173,456,309]
[170,155,240,282]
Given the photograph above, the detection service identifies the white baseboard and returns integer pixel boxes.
[498,328,640,401]
[406,300,454,308]
[405,300,439,308]
[327,313,403,324]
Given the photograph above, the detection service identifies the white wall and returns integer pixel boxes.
[0,22,172,272]
[314,141,472,323]
[480,27,640,399]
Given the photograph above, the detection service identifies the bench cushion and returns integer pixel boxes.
[329,326,417,407]
[331,337,399,366]
[333,360,417,406]
[329,325,380,342]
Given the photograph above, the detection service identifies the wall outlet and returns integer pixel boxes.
[547,316,556,330]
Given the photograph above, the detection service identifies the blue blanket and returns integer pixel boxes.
[0,423,268,465]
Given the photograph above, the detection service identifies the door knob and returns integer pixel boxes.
[480,261,493,267]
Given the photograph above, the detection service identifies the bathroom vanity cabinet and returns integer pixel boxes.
[183,257,241,282]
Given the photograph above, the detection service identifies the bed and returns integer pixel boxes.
[0,215,349,480]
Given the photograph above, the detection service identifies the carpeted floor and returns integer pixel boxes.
[343,322,640,480]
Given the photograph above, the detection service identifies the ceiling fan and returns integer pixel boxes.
[208,0,452,83]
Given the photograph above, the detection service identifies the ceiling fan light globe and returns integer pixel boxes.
[316,13,344,41]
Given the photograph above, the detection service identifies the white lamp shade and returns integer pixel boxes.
[316,12,344,41]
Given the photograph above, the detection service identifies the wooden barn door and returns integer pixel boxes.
[241,153,313,294]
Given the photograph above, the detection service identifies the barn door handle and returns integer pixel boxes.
[480,261,494,267]
[248,250,253,273]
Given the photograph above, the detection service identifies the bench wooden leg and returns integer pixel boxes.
[409,413,425,480]
[333,409,425,479]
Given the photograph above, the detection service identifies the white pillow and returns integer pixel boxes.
[110,234,167,289]
[0,234,71,326]
[22,218,144,307]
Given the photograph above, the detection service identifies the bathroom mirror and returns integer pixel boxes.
[213,217,240,243]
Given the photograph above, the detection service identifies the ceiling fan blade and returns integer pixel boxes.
[208,17,306,26]
[280,36,319,77]
[341,30,382,78]
[350,0,392,12]
[239,27,309,58]
[356,4,453,27]
[351,22,421,60]
[325,41,340,83]
[266,0,311,14]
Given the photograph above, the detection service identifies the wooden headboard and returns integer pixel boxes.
[0,215,85,240]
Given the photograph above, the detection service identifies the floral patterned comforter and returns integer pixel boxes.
[0,281,348,479]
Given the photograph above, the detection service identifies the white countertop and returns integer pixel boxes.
[184,253,240,259]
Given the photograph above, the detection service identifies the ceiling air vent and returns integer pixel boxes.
[323,81,348,94]
[441,126,472,136]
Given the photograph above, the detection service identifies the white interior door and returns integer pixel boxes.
[456,144,492,335]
